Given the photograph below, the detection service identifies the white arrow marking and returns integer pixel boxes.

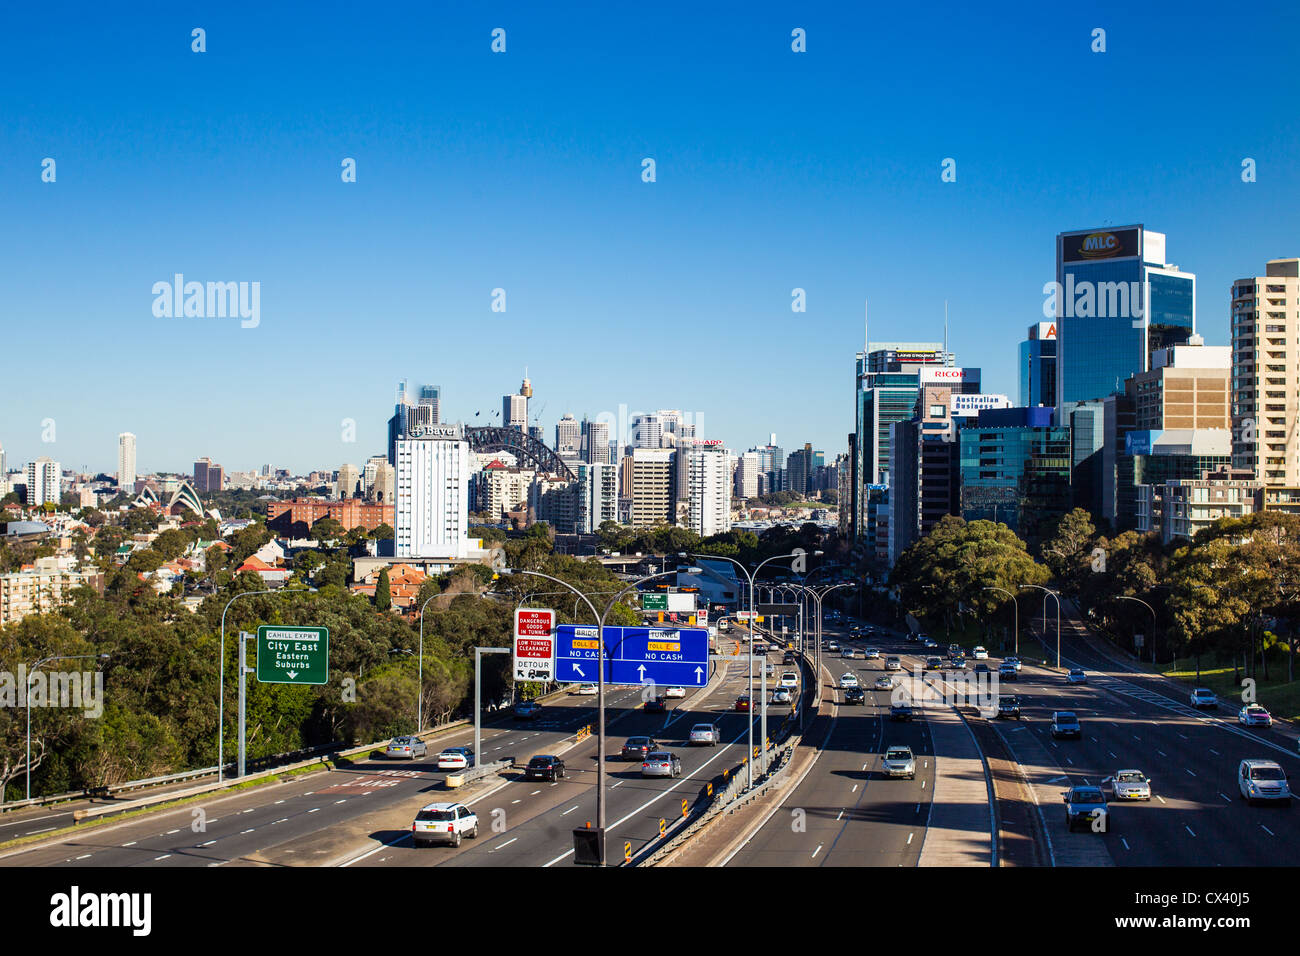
[694,666,703,681]
[572,664,585,677]
[637,664,646,680]
[286,671,297,680]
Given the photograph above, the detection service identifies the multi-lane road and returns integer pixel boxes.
[7,602,1300,868]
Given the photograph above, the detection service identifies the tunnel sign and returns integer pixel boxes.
[256,626,330,685]
[514,609,557,681]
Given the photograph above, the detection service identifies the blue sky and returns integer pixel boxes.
[3,1,1299,475]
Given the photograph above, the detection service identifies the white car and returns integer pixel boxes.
[665,686,687,699]
[571,683,598,695]
[841,648,856,659]
[1005,656,1023,672]
[771,687,792,704]
[1239,759,1292,804]
[973,646,989,660]
[1067,668,1088,684]
[436,747,474,770]
[689,723,721,746]
[828,641,840,652]
[864,648,881,659]
[1107,769,1151,801]
[1239,705,1272,727]
[412,802,479,847]
[885,656,902,671]
[780,672,799,688]
[839,672,859,689]
[1190,687,1218,709]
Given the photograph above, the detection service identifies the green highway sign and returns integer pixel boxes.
[642,594,668,611]
[256,626,329,685]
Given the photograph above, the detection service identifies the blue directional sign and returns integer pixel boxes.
[555,624,709,687]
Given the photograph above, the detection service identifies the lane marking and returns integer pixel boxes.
[851,784,858,793]
[74,854,91,860]
[1261,825,1275,836]
[811,844,823,859]
[906,832,914,845]
[121,841,136,847]
[241,828,255,834]
[530,790,541,796]
[26,827,57,835]
[561,805,579,816]
[198,840,216,847]
[307,808,320,813]
[1185,825,1196,837]
[1121,837,1130,850]
[154,854,171,861]
[494,838,518,850]
[1185,769,1196,777]
[274,818,288,824]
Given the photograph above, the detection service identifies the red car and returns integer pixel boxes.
[735,695,751,712]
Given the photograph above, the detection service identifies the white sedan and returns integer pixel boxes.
[1107,769,1151,801]
[1067,668,1088,684]
[570,683,598,695]
[839,672,860,689]
[665,686,687,699]
[972,646,989,660]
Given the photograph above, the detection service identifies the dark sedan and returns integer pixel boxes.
[524,755,566,781]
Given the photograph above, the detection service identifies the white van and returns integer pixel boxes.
[1238,759,1292,805]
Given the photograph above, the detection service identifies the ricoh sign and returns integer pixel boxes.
[409,424,464,440]
[920,367,980,385]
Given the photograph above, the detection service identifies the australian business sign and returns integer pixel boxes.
[555,624,709,687]
[1061,228,1140,263]
[951,393,1012,417]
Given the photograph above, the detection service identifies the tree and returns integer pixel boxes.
[890,517,1049,638]
[371,523,395,541]
[311,517,346,546]
[375,568,392,611]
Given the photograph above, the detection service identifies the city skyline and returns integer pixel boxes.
[3,4,1298,472]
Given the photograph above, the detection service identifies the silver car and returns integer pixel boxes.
[385,736,427,759]
[641,751,683,778]
[689,724,721,746]
[882,746,916,779]
[1108,769,1151,801]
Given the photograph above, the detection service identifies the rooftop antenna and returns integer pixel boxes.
[943,300,949,362]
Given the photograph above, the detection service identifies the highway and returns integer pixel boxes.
[0,688,644,868]
[348,639,813,867]
[723,620,940,866]
[999,610,1300,865]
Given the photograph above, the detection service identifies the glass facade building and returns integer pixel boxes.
[1056,226,1195,414]
[1019,322,1058,408]
[959,408,1071,542]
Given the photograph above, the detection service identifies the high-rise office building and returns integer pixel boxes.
[336,463,361,499]
[851,344,968,542]
[555,414,580,456]
[193,457,223,493]
[363,455,387,497]
[1055,225,1195,414]
[631,413,662,449]
[1231,258,1300,486]
[735,451,760,499]
[958,407,1071,542]
[1128,339,1230,431]
[582,418,612,464]
[388,381,413,466]
[503,393,527,431]
[117,432,136,492]
[887,384,961,564]
[785,443,825,497]
[629,448,675,527]
[395,423,472,559]
[1019,321,1058,408]
[418,385,441,424]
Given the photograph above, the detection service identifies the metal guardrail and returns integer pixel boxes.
[634,638,814,866]
[445,757,515,788]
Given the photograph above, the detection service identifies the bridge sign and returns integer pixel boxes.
[256,626,329,685]
[555,624,709,687]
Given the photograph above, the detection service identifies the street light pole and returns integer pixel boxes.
[1115,595,1157,663]
[681,550,814,789]
[982,586,1019,655]
[499,566,690,865]
[1020,585,1061,668]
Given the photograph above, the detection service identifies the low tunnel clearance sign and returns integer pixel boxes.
[514,608,557,682]
[256,626,329,685]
